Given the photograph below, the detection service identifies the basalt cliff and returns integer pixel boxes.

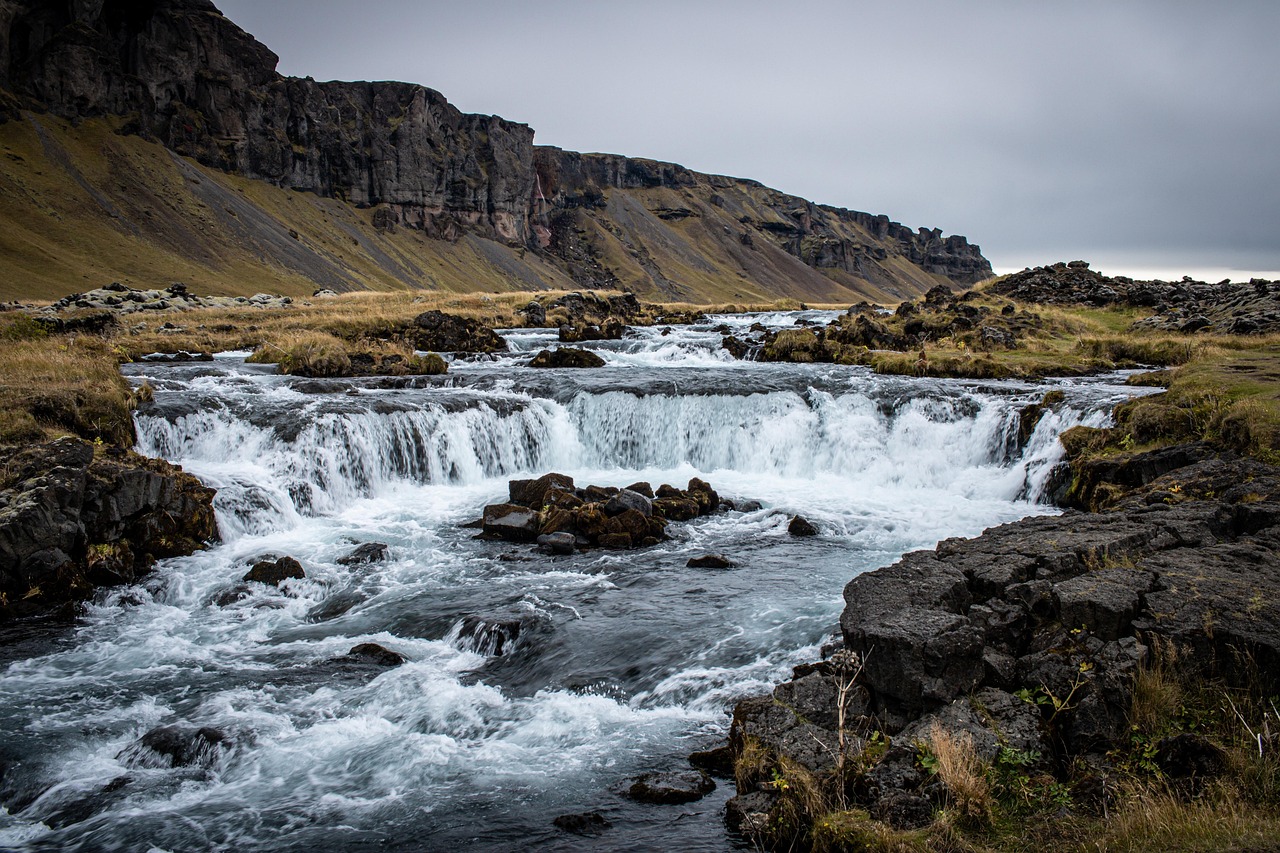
[0,0,991,302]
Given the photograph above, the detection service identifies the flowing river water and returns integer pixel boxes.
[0,313,1150,851]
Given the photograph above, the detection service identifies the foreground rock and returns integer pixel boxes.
[0,439,218,621]
[472,474,722,551]
[721,447,1280,846]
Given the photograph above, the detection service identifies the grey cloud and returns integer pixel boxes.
[216,0,1280,275]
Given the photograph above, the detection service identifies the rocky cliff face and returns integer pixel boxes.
[0,0,991,301]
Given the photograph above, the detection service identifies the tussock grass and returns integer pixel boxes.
[0,316,136,446]
[1075,336,1197,366]
[1092,792,1280,853]
[247,332,351,377]
[926,723,994,829]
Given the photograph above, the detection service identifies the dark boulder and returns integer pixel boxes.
[344,643,406,667]
[243,556,305,585]
[410,311,507,353]
[653,497,699,521]
[626,770,714,804]
[688,744,736,777]
[536,532,576,555]
[528,347,605,369]
[509,473,575,508]
[687,554,734,569]
[119,725,226,769]
[0,439,218,621]
[604,488,652,517]
[1155,733,1227,782]
[480,504,540,542]
[519,301,547,327]
[788,515,818,536]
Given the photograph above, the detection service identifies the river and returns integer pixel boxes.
[0,312,1148,851]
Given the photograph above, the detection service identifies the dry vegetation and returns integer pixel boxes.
[738,646,1280,853]
[0,315,137,446]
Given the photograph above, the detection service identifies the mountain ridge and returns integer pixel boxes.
[0,0,992,302]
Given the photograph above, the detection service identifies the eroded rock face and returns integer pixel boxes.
[723,447,1280,841]
[0,438,218,620]
[0,2,993,298]
[1,0,537,245]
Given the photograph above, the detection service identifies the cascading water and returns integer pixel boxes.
[0,315,1153,851]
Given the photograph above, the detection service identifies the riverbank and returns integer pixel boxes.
[1,269,1278,850]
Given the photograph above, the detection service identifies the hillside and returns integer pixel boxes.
[0,0,991,302]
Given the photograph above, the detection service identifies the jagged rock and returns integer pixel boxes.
[336,542,389,566]
[0,439,217,620]
[725,790,778,835]
[872,791,935,830]
[509,473,575,508]
[480,504,540,542]
[1054,568,1156,641]
[558,318,625,343]
[242,556,305,585]
[626,770,714,804]
[787,515,818,536]
[653,497,699,521]
[528,347,605,368]
[410,311,507,353]
[687,554,734,569]
[991,262,1280,335]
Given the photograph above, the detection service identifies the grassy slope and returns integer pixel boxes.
[0,113,957,304]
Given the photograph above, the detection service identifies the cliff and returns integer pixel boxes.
[0,0,991,302]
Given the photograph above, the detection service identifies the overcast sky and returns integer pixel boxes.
[216,0,1280,279]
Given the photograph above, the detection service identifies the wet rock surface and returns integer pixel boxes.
[527,347,606,368]
[471,473,724,552]
[626,769,715,804]
[721,446,1280,838]
[0,438,218,622]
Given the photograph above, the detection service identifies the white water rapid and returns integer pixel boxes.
[0,315,1152,851]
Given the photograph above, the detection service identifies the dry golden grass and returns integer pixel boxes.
[0,318,136,446]
[1092,788,1280,853]
[926,723,995,829]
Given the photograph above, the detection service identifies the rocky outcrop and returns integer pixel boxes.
[0,437,218,620]
[991,261,1280,334]
[527,347,606,369]
[409,311,507,353]
[473,473,723,552]
[0,0,991,302]
[722,447,1280,843]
